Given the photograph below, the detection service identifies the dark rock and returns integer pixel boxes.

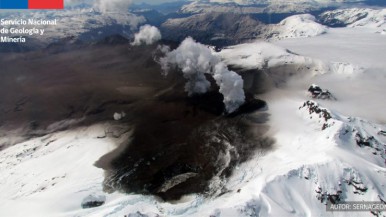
[308,84,336,100]
[355,133,373,147]
[346,178,368,194]
[378,131,386,136]
[316,186,342,205]
[301,101,332,122]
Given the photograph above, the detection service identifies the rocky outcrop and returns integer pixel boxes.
[308,84,337,100]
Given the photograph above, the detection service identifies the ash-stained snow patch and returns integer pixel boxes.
[81,194,106,209]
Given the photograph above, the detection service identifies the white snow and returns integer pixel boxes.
[275,27,386,69]
[0,124,121,216]
[210,26,386,216]
[269,14,328,40]
[321,8,386,32]
[274,27,386,123]
[217,40,301,70]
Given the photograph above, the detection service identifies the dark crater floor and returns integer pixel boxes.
[96,81,274,201]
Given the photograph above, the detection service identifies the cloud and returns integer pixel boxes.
[160,37,245,113]
[132,25,162,46]
[64,0,132,12]
[65,0,89,5]
[94,0,133,13]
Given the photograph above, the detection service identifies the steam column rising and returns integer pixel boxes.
[160,37,245,113]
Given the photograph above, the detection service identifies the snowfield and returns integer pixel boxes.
[213,27,386,216]
[274,27,386,123]
[320,8,386,33]
[1,25,386,217]
[268,14,328,40]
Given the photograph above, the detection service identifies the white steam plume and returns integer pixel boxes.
[132,25,162,46]
[213,62,245,113]
[160,37,215,95]
[160,37,245,113]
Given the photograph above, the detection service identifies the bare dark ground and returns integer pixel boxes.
[0,43,170,146]
[0,42,274,200]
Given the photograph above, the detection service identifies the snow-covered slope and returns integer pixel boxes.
[320,8,386,33]
[218,41,306,70]
[0,123,128,216]
[266,14,328,40]
[181,0,366,14]
[272,27,386,122]
[274,27,386,70]
[212,29,386,216]
[216,99,386,217]
[217,40,355,77]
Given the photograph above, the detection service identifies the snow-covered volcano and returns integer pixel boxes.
[1,19,386,217]
[1,1,386,216]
